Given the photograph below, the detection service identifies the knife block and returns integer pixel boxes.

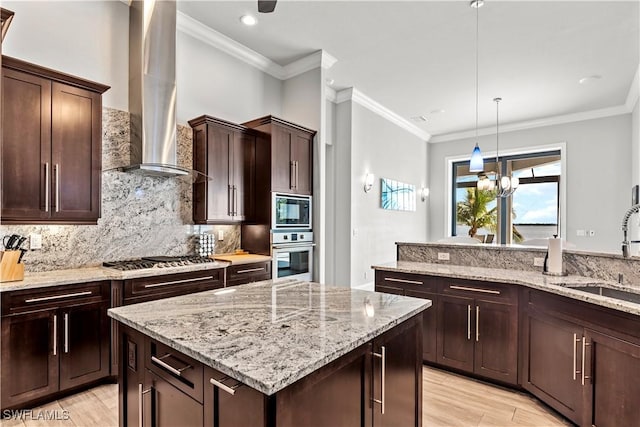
[0,250,24,282]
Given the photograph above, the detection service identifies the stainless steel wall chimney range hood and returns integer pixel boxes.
[123,0,189,177]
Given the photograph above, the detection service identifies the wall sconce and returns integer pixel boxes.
[364,173,375,193]
[420,187,429,202]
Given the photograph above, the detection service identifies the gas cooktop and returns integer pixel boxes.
[103,256,216,271]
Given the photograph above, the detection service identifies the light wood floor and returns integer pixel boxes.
[1,367,571,427]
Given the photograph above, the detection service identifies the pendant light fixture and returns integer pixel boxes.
[468,0,484,173]
[493,97,519,197]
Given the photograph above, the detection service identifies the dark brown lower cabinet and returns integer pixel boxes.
[119,314,423,427]
[583,328,640,427]
[520,307,585,424]
[474,299,518,383]
[437,294,475,372]
[1,282,110,410]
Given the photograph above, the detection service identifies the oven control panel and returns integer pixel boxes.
[272,231,313,245]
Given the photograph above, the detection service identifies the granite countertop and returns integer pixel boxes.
[0,262,229,293]
[108,279,431,395]
[373,261,640,316]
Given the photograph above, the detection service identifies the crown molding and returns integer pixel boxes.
[177,12,336,81]
[336,88,431,141]
[326,87,337,103]
[430,104,630,143]
[625,63,639,111]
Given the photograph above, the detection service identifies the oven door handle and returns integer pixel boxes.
[272,243,316,249]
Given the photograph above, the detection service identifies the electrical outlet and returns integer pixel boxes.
[29,233,42,250]
[437,252,450,261]
[576,229,586,237]
[218,230,224,241]
[534,257,545,267]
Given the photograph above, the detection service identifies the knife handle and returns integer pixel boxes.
[18,249,27,264]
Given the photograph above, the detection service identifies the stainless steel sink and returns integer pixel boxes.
[566,285,640,305]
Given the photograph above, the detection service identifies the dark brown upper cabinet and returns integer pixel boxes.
[189,116,257,224]
[243,115,315,196]
[1,56,109,224]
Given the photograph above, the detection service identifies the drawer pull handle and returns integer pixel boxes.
[450,285,501,295]
[467,305,471,340]
[236,267,265,274]
[151,355,191,377]
[372,346,386,414]
[55,164,60,213]
[210,376,242,395]
[52,314,57,356]
[64,313,69,353]
[144,276,214,288]
[581,338,591,386]
[138,383,152,427]
[25,291,92,303]
[383,277,423,285]
[573,334,581,380]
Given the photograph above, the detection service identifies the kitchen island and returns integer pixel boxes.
[108,279,430,427]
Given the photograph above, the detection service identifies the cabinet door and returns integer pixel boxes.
[474,299,518,384]
[204,366,267,427]
[271,125,293,193]
[232,131,255,221]
[521,309,584,425]
[59,301,110,390]
[372,315,421,427]
[583,329,640,427]
[1,310,58,409]
[406,289,437,363]
[437,294,475,372]
[145,368,203,427]
[291,131,312,195]
[50,82,101,222]
[1,67,51,221]
[205,125,233,222]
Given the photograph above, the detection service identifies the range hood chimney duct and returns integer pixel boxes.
[124,0,188,176]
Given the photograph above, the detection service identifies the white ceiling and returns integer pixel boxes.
[177,1,639,138]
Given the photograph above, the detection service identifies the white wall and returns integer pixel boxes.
[2,1,129,111]
[429,114,632,253]
[177,32,283,125]
[331,99,428,287]
[632,100,640,186]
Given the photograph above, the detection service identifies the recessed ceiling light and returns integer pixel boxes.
[430,109,446,115]
[411,116,428,122]
[240,15,257,26]
[579,75,602,84]
[470,0,484,8]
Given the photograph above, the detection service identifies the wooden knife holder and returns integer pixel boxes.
[0,250,24,282]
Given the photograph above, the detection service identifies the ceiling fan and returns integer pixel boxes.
[258,0,277,13]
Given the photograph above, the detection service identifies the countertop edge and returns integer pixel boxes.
[108,295,431,396]
[372,261,640,317]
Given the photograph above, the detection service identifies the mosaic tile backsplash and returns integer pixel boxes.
[0,108,240,272]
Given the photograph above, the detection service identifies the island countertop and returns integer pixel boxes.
[108,279,430,396]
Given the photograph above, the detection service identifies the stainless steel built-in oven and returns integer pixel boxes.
[272,193,312,230]
[271,231,314,281]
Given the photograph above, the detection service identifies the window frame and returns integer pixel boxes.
[451,149,561,244]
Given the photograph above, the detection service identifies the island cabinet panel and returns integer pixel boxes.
[1,56,108,224]
[0,281,110,410]
[118,314,423,427]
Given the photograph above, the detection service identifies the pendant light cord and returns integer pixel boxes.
[475,3,479,142]
[495,98,500,175]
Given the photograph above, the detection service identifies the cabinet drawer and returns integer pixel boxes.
[2,281,110,315]
[375,270,437,292]
[147,339,204,404]
[123,269,223,304]
[439,278,516,303]
[226,261,271,287]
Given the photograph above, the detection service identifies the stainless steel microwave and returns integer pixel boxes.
[272,193,312,229]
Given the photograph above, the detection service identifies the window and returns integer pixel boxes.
[452,150,561,244]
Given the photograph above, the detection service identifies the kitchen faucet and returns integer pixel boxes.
[621,203,640,257]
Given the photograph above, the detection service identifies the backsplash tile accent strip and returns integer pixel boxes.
[0,107,240,272]
[397,242,640,288]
